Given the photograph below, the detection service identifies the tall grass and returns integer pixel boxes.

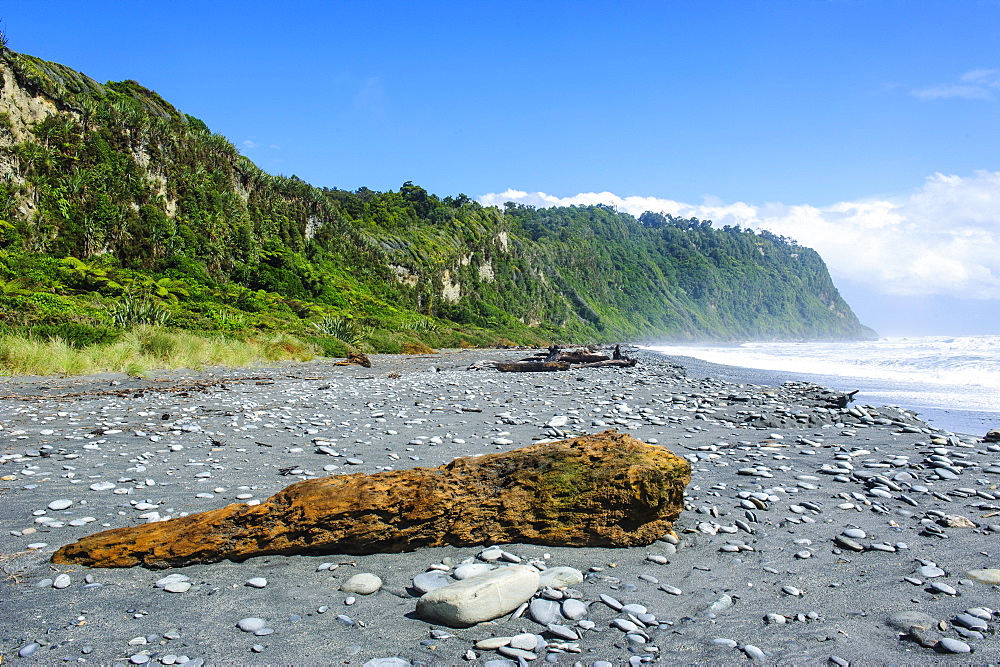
[0,326,319,376]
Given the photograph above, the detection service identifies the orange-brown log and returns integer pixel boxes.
[51,430,690,569]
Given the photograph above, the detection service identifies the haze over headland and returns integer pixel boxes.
[2,0,997,335]
[481,171,1000,336]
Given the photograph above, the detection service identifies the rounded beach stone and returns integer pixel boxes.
[886,610,937,631]
[537,566,583,589]
[528,598,560,625]
[245,577,268,588]
[416,565,540,627]
[966,568,1000,585]
[561,598,588,620]
[938,637,971,653]
[48,499,73,510]
[237,618,267,632]
[342,573,382,595]
[412,570,452,593]
[453,563,493,580]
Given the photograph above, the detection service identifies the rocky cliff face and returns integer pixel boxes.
[0,46,874,342]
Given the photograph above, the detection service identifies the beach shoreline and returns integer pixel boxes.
[2,347,999,664]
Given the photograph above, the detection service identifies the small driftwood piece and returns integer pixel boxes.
[333,352,372,368]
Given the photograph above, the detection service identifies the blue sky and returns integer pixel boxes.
[3,1,999,335]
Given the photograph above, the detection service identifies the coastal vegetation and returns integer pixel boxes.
[0,45,873,373]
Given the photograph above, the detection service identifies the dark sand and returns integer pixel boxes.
[1,348,998,665]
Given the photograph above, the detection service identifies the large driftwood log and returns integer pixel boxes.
[558,351,610,364]
[496,361,571,372]
[51,431,690,569]
[574,358,638,369]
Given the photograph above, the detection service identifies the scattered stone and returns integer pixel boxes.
[416,565,540,627]
[341,573,382,595]
[966,569,1000,585]
[938,637,972,653]
[412,570,452,594]
[537,566,583,589]
[887,610,937,632]
[237,618,267,633]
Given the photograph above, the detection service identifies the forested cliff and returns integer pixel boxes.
[0,46,874,351]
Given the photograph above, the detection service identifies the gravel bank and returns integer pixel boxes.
[2,347,999,665]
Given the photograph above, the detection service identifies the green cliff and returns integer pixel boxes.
[0,46,874,352]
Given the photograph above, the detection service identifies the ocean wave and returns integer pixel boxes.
[642,335,1000,390]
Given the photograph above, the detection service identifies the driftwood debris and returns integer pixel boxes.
[799,387,859,409]
[499,345,635,373]
[333,352,372,368]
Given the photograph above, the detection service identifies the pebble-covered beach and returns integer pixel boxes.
[2,347,999,665]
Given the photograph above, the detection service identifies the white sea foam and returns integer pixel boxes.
[643,336,1000,429]
[644,336,1000,389]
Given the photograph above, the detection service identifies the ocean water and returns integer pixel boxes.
[643,336,1000,436]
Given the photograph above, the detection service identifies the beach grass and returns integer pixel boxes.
[0,326,319,376]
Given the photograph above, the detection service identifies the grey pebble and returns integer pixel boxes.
[561,598,588,620]
[611,618,639,632]
[930,582,957,595]
[237,618,267,633]
[918,565,946,578]
[834,535,864,552]
[411,570,451,594]
[955,613,988,631]
[546,623,578,640]
[743,644,767,661]
[18,643,40,657]
[937,637,971,653]
[600,593,624,610]
[529,598,560,625]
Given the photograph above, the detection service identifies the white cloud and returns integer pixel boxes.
[912,68,1000,100]
[479,171,1000,300]
[241,139,261,150]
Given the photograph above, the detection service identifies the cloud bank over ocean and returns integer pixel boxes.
[480,171,1000,302]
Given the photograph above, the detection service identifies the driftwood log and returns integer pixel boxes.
[496,361,571,372]
[574,358,638,369]
[502,345,635,372]
[51,430,690,569]
[557,351,610,364]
